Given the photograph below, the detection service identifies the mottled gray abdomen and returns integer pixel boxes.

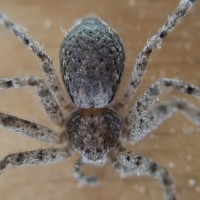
[60,16,125,108]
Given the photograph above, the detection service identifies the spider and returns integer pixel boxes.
[0,0,198,199]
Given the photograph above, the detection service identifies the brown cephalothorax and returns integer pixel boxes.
[67,108,121,163]
[0,1,198,199]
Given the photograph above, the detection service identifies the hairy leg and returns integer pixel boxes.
[125,78,200,125]
[73,158,99,186]
[109,145,176,200]
[0,13,69,109]
[129,98,200,143]
[115,0,196,109]
[114,150,176,200]
[0,77,64,125]
[0,148,71,175]
[0,112,62,144]
[109,144,135,177]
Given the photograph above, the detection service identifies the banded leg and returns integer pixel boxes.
[0,148,71,175]
[0,112,62,144]
[125,78,200,125]
[109,144,135,177]
[0,77,64,125]
[129,98,200,143]
[73,158,99,186]
[0,13,69,109]
[112,150,176,200]
[115,0,196,109]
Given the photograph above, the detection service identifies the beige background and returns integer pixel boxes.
[0,0,200,200]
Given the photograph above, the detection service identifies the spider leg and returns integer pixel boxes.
[128,98,200,143]
[109,144,135,177]
[0,13,70,109]
[0,147,71,175]
[109,148,177,200]
[0,112,64,144]
[115,0,196,110]
[73,158,99,186]
[125,78,200,125]
[0,76,64,125]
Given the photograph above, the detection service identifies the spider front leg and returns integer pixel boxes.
[0,13,69,109]
[128,98,200,143]
[115,0,196,109]
[0,148,71,175]
[110,149,176,200]
[0,77,64,125]
[73,158,99,186]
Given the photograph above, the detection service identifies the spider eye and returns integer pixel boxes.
[96,148,103,154]
[85,148,91,154]
[126,155,131,161]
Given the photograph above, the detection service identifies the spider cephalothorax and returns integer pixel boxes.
[67,108,121,164]
[0,1,198,199]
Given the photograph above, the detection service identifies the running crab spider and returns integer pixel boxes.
[0,0,198,199]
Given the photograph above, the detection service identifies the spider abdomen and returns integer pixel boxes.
[60,16,125,108]
[66,108,121,164]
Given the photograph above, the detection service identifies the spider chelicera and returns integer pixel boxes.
[0,1,198,199]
